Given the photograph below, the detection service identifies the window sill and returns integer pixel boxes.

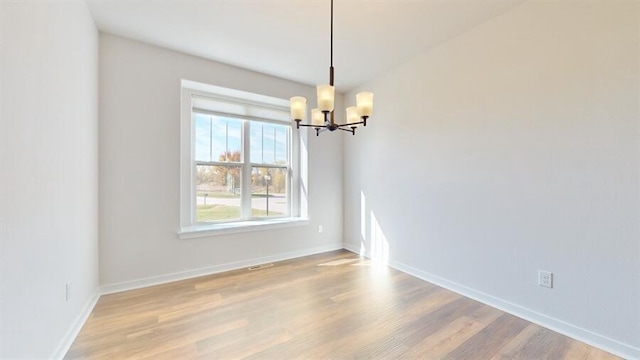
[178,217,309,239]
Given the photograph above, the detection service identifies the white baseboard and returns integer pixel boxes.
[51,289,101,360]
[342,243,639,360]
[343,243,362,256]
[101,243,344,295]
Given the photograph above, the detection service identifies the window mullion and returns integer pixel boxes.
[196,160,242,167]
[241,120,252,220]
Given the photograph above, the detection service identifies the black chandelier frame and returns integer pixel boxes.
[293,0,369,136]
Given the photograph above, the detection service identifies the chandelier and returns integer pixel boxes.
[289,0,374,136]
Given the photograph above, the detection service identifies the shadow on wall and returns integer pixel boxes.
[359,191,390,265]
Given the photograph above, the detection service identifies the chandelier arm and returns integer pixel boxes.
[338,127,355,135]
[296,123,323,128]
[335,121,364,128]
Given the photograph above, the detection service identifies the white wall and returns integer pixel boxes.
[99,34,343,287]
[0,2,99,359]
[344,0,639,357]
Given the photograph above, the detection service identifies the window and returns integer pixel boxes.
[180,80,307,237]
[194,116,289,221]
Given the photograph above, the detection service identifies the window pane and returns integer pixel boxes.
[275,126,288,164]
[195,115,243,163]
[196,165,242,221]
[224,118,242,162]
[250,122,289,165]
[251,167,288,218]
[249,123,262,164]
[194,114,212,162]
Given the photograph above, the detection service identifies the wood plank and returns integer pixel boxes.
[65,250,620,360]
[490,323,541,360]
[444,313,531,359]
[565,340,621,359]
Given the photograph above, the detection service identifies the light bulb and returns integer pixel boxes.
[290,96,307,120]
[311,108,324,126]
[346,106,359,126]
[317,85,335,112]
[356,92,373,117]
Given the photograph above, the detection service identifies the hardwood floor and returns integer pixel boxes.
[66,250,618,359]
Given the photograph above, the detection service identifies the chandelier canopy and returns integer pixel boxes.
[290,0,374,136]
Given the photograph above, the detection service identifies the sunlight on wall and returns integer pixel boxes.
[370,212,389,265]
[360,191,366,255]
[359,191,390,265]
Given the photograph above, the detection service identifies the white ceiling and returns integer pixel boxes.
[86,0,525,91]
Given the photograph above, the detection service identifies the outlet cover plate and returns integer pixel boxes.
[538,270,553,288]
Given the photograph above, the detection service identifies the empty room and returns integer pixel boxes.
[1,0,639,359]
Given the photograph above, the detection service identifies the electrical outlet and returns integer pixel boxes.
[65,282,72,301]
[318,225,323,233]
[538,270,553,288]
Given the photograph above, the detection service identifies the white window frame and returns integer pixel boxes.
[179,80,308,239]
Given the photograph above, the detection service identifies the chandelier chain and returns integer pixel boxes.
[330,0,333,69]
